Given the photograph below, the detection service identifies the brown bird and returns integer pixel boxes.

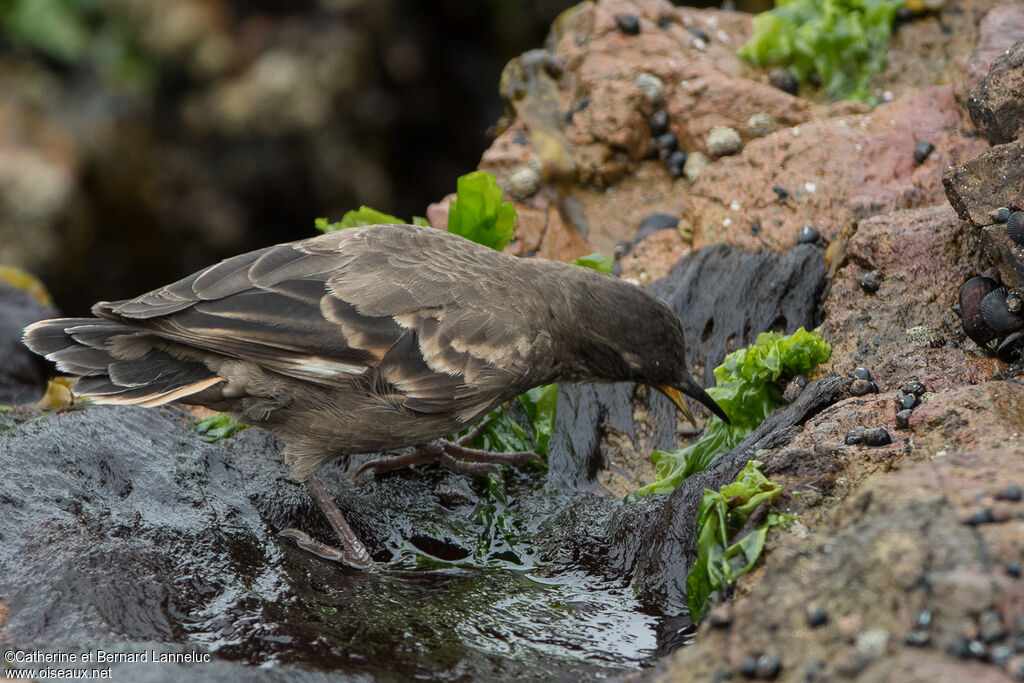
[23,224,726,569]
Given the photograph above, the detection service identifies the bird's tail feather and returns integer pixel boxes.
[23,318,223,407]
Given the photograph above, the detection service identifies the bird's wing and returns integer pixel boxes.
[94,225,551,420]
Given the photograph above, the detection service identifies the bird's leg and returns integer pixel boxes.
[356,436,543,479]
[352,441,446,479]
[278,477,376,570]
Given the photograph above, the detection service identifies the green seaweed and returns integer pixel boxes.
[686,460,797,621]
[195,412,245,442]
[737,0,905,100]
[630,327,830,498]
[457,384,557,458]
[447,171,518,251]
[571,253,614,273]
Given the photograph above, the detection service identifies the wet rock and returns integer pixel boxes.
[961,5,1024,99]
[899,393,919,410]
[689,87,986,251]
[895,409,913,430]
[968,37,1024,145]
[659,451,1024,680]
[943,138,1024,227]
[819,204,996,402]
[0,401,668,681]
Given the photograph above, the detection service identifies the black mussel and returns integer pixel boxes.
[1007,211,1024,247]
[958,276,1000,346]
[981,287,1024,335]
[996,331,1024,362]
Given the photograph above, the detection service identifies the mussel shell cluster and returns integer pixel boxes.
[958,276,1024,361]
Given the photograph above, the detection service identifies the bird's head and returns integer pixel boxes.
[550,269,729,426]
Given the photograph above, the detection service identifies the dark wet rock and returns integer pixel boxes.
[943,138,1024,227]
[0,403,668,680]
[0,278,58,404]
[913,140,935,164]
[968,37,1024,145]
[895,409,913,430]
[899,393,919,410]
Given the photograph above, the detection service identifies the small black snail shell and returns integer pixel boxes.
[958,276,1000,346]
[1007,211,1024,247]
[980,287,1024,335]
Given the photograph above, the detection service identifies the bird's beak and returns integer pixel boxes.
[655,384,697,427]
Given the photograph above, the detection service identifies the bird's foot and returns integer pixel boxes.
[279,477,376,570]
[354,423,543,479]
